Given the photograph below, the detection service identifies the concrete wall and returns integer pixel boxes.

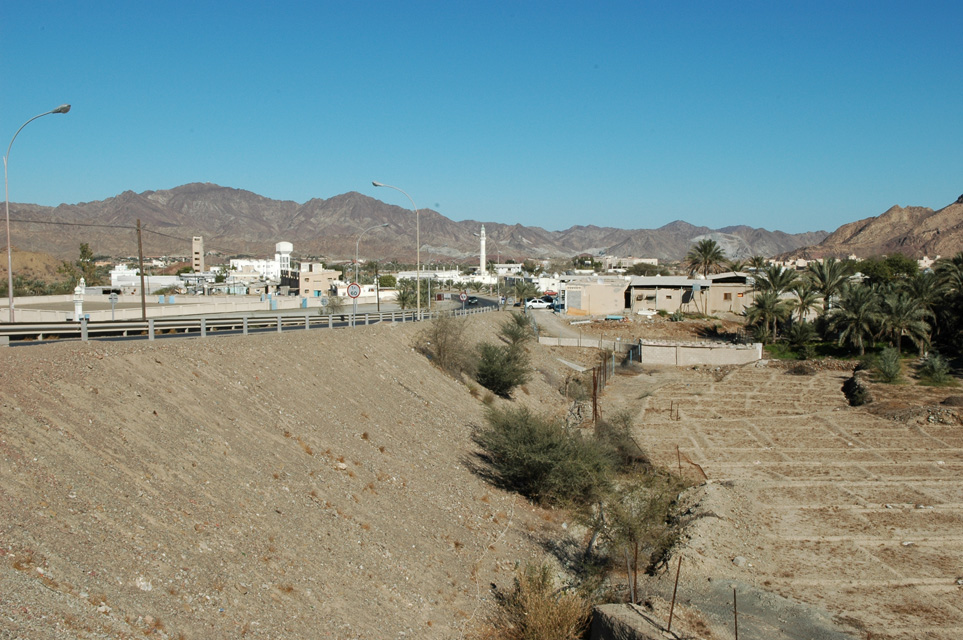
[2,294,331,323]
[538,336,762,366]
[590,605,664,640]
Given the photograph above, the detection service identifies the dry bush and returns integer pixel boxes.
[420,314,472,374]
[470,562,591,640]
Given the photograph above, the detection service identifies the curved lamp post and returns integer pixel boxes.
[372,181,423,319]
[4,104,71,322]
[355,222,388,284]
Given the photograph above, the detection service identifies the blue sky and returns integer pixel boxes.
[2,1,960,234]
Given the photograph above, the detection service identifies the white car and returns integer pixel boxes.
[525,298,552,309]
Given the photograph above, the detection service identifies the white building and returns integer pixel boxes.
[229,242,294,282]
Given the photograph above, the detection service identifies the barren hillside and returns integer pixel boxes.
[0,314,586,639]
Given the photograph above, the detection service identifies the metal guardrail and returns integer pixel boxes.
[0,306,494,344]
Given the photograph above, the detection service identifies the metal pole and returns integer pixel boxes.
[4,104,71,322]
[372,182,420,319]
[667,555,682,632]
[137,220,147,320]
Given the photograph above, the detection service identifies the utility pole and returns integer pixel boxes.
[137,219,147,320]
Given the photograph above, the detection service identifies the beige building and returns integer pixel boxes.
[298,263,340,298]
[627,272,755,316]
[192,236,205,273]
[561,277,629,316]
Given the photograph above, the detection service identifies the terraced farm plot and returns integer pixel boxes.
[612,362,963,640]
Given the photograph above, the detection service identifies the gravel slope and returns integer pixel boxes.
[0,314,586,639]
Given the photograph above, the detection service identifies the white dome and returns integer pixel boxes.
[276,241,293,254]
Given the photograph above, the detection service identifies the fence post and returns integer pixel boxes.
[148,318,155,341]
[276,317,282,333]
[304,313,310,329]
[243,317,249,335]
[365,313,370,326]
[201,318,207,338]
[80,316,88,342]
[328,314,333,329]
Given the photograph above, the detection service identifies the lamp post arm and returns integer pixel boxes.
[5,104,71,322]
[372,181,421,318]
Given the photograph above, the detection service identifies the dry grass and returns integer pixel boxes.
[468,562,591,640]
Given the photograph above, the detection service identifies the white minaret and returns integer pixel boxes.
[479,225,487,273]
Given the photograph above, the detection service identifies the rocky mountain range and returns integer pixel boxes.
[785,194,963,260]
[6,182,829,264]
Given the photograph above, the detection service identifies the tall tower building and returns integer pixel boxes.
[192,237,205,273]
[479,225,487,273]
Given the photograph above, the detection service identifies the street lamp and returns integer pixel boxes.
[372,181,423,319]
[4,104,71,322]
[355,223,388,284]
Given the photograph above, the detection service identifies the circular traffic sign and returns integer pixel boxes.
[347,283,362,298]
[459,292,468,302]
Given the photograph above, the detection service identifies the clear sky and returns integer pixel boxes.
[2,1,961,234]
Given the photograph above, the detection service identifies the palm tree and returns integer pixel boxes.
[395,280,418,310]
[902,270,941,315]
[792,282,822,323]
[726,258,747,273]
[879,291,932,355]
[807,257,849,312]
[935,252,963,296]
[745,290,793,342]
[755,264,799,295]
[748,255,768,270]
[828,284,879,356]
[514,280,540,302]
[685,239,726,278]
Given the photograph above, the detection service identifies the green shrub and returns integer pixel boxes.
[918,352,952,384]
[473,406,613,506]
[499,311,534,347]
[476,343,530,397]
[875,347,902,383]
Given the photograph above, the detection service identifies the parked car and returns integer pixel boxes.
[466,295,479,305]
[525,298,552,309]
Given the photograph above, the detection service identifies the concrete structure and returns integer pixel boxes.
[109,264,181,295]
[297,262,342,298]
[626,272,755,316]
[600,256,659,271]
[478,224,486,273]
[229,241,294,283]
[562,277,630,316]
[192,236,205,273]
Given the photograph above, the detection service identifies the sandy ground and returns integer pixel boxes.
[0,311,594,639]
[3,309,961,639]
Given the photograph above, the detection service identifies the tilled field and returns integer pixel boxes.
[604,361,963,639]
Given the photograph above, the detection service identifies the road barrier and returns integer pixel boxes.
[0,306,494,345]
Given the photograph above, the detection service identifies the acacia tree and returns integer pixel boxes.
[685,239,726,278]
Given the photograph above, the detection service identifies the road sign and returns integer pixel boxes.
[347,283,362,298]
[459,292,468,302]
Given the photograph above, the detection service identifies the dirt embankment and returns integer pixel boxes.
[0,313,591,639]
